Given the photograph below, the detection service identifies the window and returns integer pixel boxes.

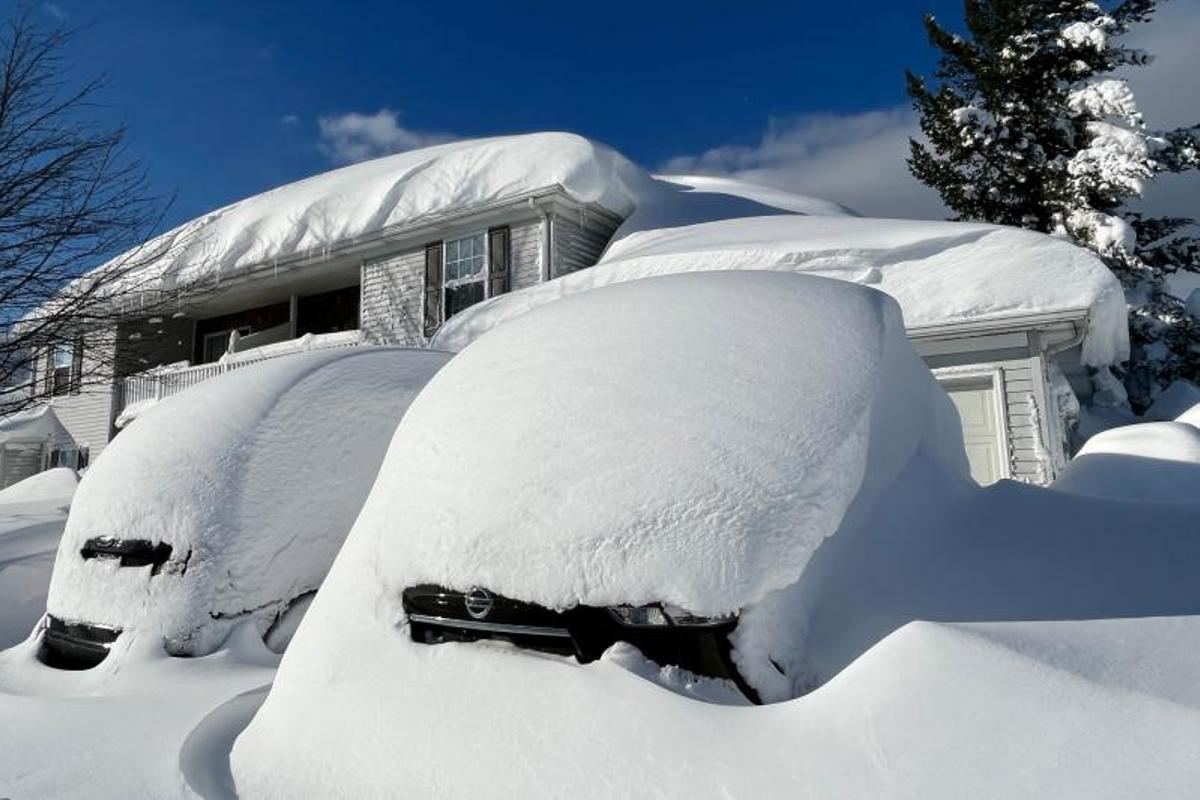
[201,327,250,364]
[51,341,76,396]
[443,232,487,320]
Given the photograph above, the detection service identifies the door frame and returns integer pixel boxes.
[933,364,1012,482]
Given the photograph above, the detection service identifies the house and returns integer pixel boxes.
[26,134,635,463]
[23,134,1128,488]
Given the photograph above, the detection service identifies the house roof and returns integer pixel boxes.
[83,133,647,296]
[435,214,1129,368]
[0,405,73,445]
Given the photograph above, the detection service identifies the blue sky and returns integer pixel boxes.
[49,0,1199,230]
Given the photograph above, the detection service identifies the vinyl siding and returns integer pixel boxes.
[360,247,426,347]
[552,206,620,278]
[1,444,44,489]
[36,327,118,457]
[361,216,547,345]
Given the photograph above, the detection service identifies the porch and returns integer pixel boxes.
[116,329,364,422]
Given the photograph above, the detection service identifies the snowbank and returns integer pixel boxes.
[84,133,646,293]
[434,215,1129,367]
[232,272,977,795]
[1143,379,1200,422]
[46,346,450,657]
[0,468,77,507]
[1051,421,1200,502]
[234,449,1200,799]
[0,474,76,649]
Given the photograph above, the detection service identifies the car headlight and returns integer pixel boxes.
[606,603,733,628]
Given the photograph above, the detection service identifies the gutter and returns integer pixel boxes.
[905,306,1091,341]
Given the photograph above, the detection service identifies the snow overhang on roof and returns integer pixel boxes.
[436,215,1130,368]
[73,133,647,298]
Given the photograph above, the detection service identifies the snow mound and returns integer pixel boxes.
[45,346,450,656]
[232,272,976,795]
[652,174,858,218]
[1143,379,1200,422]
[434,215,1129,367]
[359,271,965,617]
[1052,421,1200,502]
[0,468,78,508]
[94,133,645,292]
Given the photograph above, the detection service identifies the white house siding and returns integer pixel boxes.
[923,343,1063,485]
[361,216,549,346]
[361,248,426,347]
[36,328,118,459]
[1,444,44,489]
[552,206,621,278]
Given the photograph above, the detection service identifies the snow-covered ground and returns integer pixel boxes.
[0,469,76,649]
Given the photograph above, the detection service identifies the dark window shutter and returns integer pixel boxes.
[423,241,443,338]
[488,226,511,297]
[42,348,53,396]
[70,337,84,394]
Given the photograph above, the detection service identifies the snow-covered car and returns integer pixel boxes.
[38,347,451,669]
[232,271,971,797]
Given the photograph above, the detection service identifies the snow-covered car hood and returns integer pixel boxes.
[435,214,1129,368]
[45,347,450,655]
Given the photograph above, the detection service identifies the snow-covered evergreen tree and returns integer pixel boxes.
[906,0,1199,409]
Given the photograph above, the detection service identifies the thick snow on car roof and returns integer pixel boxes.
[435,214,1129,367]
[45,346,450,653]
[354,271,966,617]
[89,132,645,292]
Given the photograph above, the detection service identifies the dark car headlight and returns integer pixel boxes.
[606,603,733,628]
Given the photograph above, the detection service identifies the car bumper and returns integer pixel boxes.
[39,615,121,670]
[402,586,757,700]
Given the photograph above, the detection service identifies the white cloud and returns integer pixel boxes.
[662,108,948,220]
[42,3,65,21]
[316,109,457,164]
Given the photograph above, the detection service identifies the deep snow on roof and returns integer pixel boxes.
[103,133,646,289]
[435,214,1129,366]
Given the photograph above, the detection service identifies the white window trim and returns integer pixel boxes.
[201,327,250,363]
[933,363,1013,482]
[442,229,490,293]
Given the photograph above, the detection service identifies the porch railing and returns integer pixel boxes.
[118,330,363,419]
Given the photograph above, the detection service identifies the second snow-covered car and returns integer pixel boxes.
[39,346,450,669]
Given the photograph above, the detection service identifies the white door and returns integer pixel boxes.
[944,380,1005,485]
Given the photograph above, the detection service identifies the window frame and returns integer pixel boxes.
[50,340,77,397]
[441,230,490,321]
[201,326,250,364]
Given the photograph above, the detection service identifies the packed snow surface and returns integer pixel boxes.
[94,133,644,291]
[1052,421,1200,502]
[435,215,1129,367]
[46,346,450,656]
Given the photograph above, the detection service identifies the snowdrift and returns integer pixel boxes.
[434,215,1128,368]
[1051,420,1200,502]
[45,347,450,657]
[0,468,77,508]
[232,272,974,796]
